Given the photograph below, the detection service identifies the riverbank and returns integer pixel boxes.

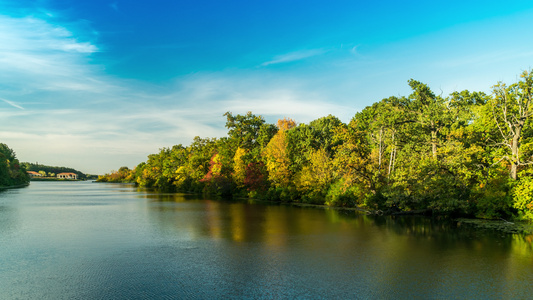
[0,183,30,190]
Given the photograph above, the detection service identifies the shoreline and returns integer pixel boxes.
[30,178,85,182]
[0,183,30,190]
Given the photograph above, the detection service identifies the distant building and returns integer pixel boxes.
[27,171,42,177]
[57,172,78,180]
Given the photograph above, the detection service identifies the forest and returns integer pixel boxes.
[98,70,533,221]
[0,143,30,188]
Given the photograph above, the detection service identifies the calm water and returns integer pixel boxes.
[1,181,533,299]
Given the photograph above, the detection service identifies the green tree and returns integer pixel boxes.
[224,111,266,151]
[0,143,29,187]
[295,148,335,203]
[407,79,451,160]
[330,123,375,207]
[286,115,346,173]
[490,70,533,180]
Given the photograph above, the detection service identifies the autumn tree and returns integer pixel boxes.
[244,161,268,192]
[296,148,335,203]
[263,118,296,188]
[233,147,247,188]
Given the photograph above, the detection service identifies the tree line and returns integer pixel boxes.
[98,70,533,221]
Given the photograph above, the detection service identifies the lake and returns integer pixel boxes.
[1,181,532,299]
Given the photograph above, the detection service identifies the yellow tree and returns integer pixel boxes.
[263,118,296,187]
[296,148,334,201]
[233,147,247,188]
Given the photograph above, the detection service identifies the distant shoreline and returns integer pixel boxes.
[30,178,84,182]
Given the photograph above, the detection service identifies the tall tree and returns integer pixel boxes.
[408,79,450,160]
[224,111,266,150]
[490,70,533,180]
[354,96,409,178]
[233,147,247,188]
[263,118,296,188]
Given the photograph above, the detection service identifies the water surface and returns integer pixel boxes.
[1,181,532,299]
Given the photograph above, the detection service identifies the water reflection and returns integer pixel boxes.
[141,192,533,298]
[142,192,533,252]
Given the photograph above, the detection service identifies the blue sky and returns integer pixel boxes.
[2,0,533,174]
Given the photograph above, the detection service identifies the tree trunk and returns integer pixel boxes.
[431,121,437,160]
[510,124,522,180]
[378,127,383,171]
[388,131,396,179]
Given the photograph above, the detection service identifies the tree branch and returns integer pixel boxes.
[491,156,510,167]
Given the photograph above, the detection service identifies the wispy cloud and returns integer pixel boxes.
[0,97,24,109]
[261,49,326,66]
[60,41,98,53]
[350,45,360,55]
[0,15,105,97]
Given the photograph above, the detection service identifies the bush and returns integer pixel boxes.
[474,176,515,219]
[513,176,533,221]
[325,180,356,207]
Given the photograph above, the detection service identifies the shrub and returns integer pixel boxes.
[513,176,533,221]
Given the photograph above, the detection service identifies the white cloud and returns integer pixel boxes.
[60,42,98,53]
[261,49,326,66]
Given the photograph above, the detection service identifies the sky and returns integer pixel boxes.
[2,0,533,174]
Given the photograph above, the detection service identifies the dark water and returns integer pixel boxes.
[1,182,532,299]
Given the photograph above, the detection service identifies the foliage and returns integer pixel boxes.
[262,118,295,188]
[244,162,268,192]
[224,111,266,151]
[232,147,247,188]
[513,172,533,221]
[489,70,533,180]
[97,166,135,182]
[0,143,29,187]
[200,153,234,197]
